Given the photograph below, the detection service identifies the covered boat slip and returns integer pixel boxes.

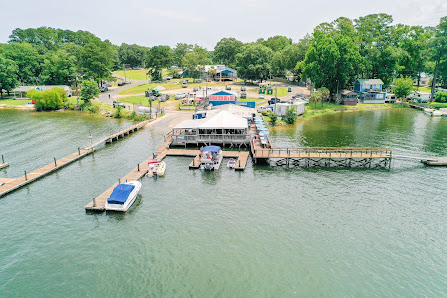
[107,184,135,204]
[172,110,250,146]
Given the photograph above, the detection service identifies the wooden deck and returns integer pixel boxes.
[0,148,94,198]
[105,120,150,144]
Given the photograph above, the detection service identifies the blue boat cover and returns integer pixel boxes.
[107,184,135,204]
[201,146,221,152]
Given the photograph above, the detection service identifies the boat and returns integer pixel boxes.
[227,158,237,169]
[200,146,223,170]
[424,108,434,115]
[105,181,142,212]
[147,160,166,177]
[432,110,443,117]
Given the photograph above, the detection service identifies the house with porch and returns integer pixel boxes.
[183,65,237,81]
[354,79,386,104]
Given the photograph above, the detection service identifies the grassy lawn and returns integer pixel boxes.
[246,87,289,97]
[415,86,432,92]
[238,97,265,103]
[113,69,150,81]
[0,98,32,106]
[118,80,239,95]
[417,102,447,109]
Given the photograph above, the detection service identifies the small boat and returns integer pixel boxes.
[200,146,223,170]
[147,160,166,177]
[105,181,142,212]
[227,158,237,169]
[432,110,443,117]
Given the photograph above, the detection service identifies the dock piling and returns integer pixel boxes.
[1,155,4,163]
[119,178,121,184]
[138,164,140,171]
[93,197,96,207]
[24,170,27,181]
[54,158,57,167]
[78,148,80,155]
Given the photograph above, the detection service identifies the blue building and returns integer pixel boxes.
[354,79,386,103]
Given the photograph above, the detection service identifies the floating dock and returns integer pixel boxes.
[422,157,447,166]
[0,148,94,198]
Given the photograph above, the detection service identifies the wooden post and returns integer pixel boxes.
[25,170,27,181]
[1,155,4,163]
[54,158,57,167]
[138,163,140,171]
[93,198,96,207]
[119,178,121,184]
[78,148,81,155]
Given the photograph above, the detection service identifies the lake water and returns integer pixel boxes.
[1,108,446,296]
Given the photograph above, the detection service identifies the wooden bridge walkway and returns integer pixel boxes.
[0,148,94,198]
[104,120,150,144]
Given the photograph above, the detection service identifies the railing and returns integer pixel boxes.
[253,147,392,158]
[172,134,250,143]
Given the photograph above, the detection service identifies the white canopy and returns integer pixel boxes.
[173,110,248,130]
[154,85,166,91]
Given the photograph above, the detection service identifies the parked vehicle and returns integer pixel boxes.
[193,87,198,92]
[241,86,246,91]
[182,82,188,88]
[113,101,125,108]
[226,85,231,90]
[99,86,108,92]
[268,97,281,105]
[117,81,125,86]
[257,106,273,113]
[240,92,247,99]
[160,94,170,102]
[259,94,265,99]
[174,93,187,100]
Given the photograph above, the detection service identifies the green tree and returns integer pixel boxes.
[309,90,322,109]
[146,46,173,81]
[182,46,211,81]
[80,39,116,82]
[269,112,278,126]
[280,37,310,72]
[40,49,78,85]
[392,77,414,98]
[27,87,66,111]
[235,43,273,82]
[284,107,297,124]
[80,80,100,103]
[0,42,41,84]
[173,43,193,67]
[319,87,330,107]
[302,29,361,96]
[434,91,447,103]
[0,55,19,97]
[118,43,148,69]
[262,36,292,52]
[213,37,243,67]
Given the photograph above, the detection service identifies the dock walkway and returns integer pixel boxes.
[105,120,150,144]
[0,148,94,197]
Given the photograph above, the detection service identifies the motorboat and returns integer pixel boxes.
[147,160,166,177]
[227,158,237,169]
[200,146,223,170]
[105,181,142,212]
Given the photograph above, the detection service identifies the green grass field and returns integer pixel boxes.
[415,87,432,92]
[119,95,174,108]
[113,69,150,81]
[0,99,32,106]
[118,81,239,95]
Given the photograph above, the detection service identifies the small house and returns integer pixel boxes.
[354,79,386,104]
[338,90,358,105]
[208,90,238,106]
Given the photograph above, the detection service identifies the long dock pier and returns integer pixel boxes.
[0,148,94,197]
[0,155,8,169]
[105,120,150,144]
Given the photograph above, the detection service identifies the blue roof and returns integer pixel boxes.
[201,146,221,152]
[107,184,135,205]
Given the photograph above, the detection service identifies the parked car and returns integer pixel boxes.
[240,92,247,99]
[113,101,125,108]
[259,94,265,99]
[182,82,188,88]
[174,93,187,100]
[117,81,125,86]
[268,97,281,105]
[160,94,170,102]
[226,85,231,90]
[257,106,273,113]
[193,87,199,92]
[241,86,246,91]
[99,86,108,92]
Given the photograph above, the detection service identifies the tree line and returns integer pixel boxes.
[1,14,446,98]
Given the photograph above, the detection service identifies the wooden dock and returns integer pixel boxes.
[0,163,9,170]
[164,149,249,170]
[0,148,94,198]
[105,120,150,144]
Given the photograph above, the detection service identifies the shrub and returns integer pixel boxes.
[113,106,122,118]
[269,112,277,126]
[27,87,67,111]
[86,104,99,114]
[284,107,297,124]
[435,91,447,103]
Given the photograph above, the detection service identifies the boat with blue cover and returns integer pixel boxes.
[104,181,142,212]
[200,146,223,170]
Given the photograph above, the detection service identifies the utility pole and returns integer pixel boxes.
[123,64,127,82]
[274,85,278,114]
[431,56,440,103]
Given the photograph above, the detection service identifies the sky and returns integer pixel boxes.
[1,0,446,49]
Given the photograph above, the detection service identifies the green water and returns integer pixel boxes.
[1,108,447,296]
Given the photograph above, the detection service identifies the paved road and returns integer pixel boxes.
[99,74,149,107]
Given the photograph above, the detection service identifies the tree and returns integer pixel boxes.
[182,46,210,81]
[235,43,273,82]
[27,87,66,111]
[118,43,148,69]
[173,43,193,67]
[213,37,243,67]
[284,107,297,124]
[146,46,173,81]
[0,55,19,97]
[80,80,100,103]
[392,77,414,98]
[269,112,277,126]
[319,87,330,107]
[0,42,41,84]
[309,90,322,109]
[434,91,447,103]
[40,49,78,85]
[302,29,361,96]
[80,39,116,82]
[280,38,310,72]
[262,36,292,52]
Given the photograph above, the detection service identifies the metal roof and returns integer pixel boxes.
[13,85,71,92]
[356,79,384,85]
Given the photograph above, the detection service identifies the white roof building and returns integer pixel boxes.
[173,110,248,130]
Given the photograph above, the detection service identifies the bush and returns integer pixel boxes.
[81,80,100,103]
[435,91,447,103]
[284,107,297,124]
[27,87,67,111]
[113,106,122,118]
[86,104,99,114]
[269,112,277,126]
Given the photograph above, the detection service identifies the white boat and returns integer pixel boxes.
[200,146,223,170]
[432,110,443,117]
[227,158,237,169]
[147,160,166,177]
[104,181,142,212]
[424,108,434,115]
